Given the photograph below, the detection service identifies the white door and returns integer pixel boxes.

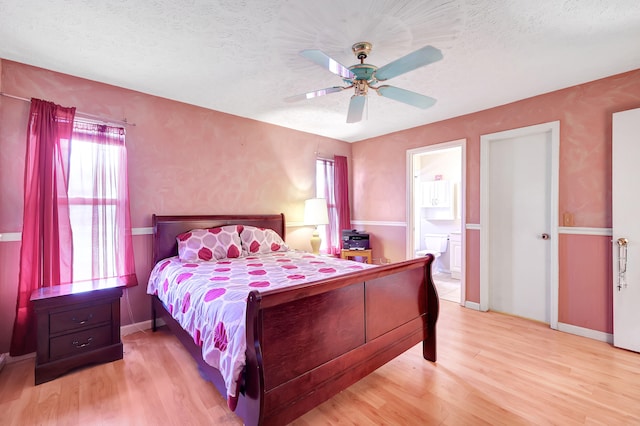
[480,122,559,326]
[612,108,640,352]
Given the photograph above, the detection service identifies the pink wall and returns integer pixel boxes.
[465,229,480,303]
[352,69,640,333]
[558,234,612,333]
[0,59,352,353]
[364,225,406,264]
[2,58,639,353]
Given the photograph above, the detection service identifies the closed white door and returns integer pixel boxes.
[612,108,640,352]
[480,122,559,326]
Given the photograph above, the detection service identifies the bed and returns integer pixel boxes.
[149,213,439,425]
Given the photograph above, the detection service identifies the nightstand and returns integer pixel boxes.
[340,249,373,264]
[30,278,125,385]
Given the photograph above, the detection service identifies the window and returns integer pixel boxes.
[316,158,338,252]
[67,121,130,282]
[12,100,136,357]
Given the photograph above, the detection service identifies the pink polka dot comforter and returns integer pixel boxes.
[147,251,375,405]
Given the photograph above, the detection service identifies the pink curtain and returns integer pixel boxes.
[334,155,351,251]
[10,99,76,356]
[317,156,352,255]
[69,122,137,286]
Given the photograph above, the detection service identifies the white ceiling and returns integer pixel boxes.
[1,0,640,142]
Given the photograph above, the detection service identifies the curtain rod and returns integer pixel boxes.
[0,91,136,127]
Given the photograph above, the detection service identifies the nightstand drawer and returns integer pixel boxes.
[49,324,112,360]
[50,303,112,334]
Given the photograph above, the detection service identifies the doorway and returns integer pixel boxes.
[406,140,466,305]
[480,122,559,328]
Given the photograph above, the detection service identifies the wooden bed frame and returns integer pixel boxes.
[150,213,439,425]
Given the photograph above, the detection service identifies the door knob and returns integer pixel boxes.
[540,233,550,240]
[617,237,628,247]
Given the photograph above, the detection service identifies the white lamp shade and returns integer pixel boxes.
[304,198,329,226]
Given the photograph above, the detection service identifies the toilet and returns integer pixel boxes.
[415,233,449,259]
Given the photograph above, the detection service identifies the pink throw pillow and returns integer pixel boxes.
[239,225,288,255]
[177,225,242,261]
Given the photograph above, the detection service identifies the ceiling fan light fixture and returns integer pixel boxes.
[354,80,369,96]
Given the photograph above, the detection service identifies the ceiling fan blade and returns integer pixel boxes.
[377,85,437,109]
[284,86,346,103]
[374,45,443,81]
[346,95,366,123]
[300,49,355,80]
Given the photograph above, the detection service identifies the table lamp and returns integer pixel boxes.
[304,198,329,254]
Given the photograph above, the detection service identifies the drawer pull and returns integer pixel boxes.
[72,337,93,349]
[71,313,94,325]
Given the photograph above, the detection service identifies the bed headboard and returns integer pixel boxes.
[152,213,286,264]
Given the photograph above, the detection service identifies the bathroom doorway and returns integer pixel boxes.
[406,140,466,305]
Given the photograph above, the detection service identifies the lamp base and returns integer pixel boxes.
[310,229,322,254]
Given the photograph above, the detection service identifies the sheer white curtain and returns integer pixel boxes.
[68,122,137,285]
[316,159,338,254]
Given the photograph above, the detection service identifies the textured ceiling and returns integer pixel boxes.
[1,0,640,142]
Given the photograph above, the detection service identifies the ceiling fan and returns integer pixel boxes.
[285,42,443,123]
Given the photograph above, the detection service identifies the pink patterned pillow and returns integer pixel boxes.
[177,225,242,261]
[239,225,288,254]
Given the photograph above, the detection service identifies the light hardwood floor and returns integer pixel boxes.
[2,301,639,425]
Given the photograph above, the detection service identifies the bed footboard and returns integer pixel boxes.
[152,255,437,426]
[244,255,437,425]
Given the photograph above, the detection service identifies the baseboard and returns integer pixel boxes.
[1,351,35,365]
[121,318,165,336]
[0,319,166,368]
[557,322,613,344]
[452,306,612,344]
[464,301,481,310]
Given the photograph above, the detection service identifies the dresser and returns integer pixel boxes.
[30,278,125,385]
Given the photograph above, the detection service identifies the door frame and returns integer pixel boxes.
[406,139,467,305]
[479,121,559,329]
